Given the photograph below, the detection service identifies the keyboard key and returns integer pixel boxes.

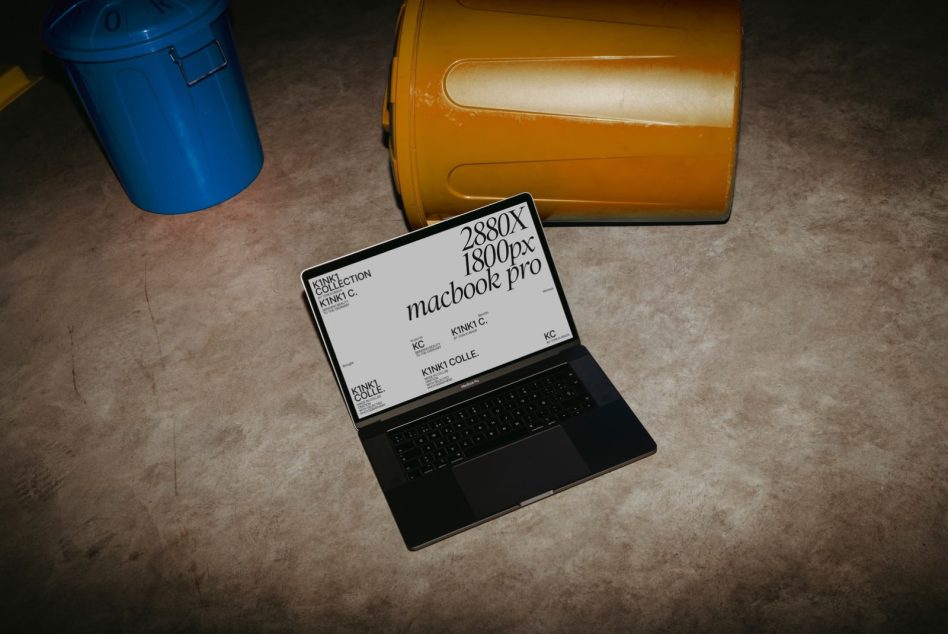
[389,365,595,478]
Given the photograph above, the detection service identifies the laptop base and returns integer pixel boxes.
[365,345,656,550]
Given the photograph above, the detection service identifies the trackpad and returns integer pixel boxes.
[453,427,591,517]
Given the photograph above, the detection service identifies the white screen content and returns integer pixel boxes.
[311,202,573,420]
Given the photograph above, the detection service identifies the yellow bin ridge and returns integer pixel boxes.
[384,0,743,227]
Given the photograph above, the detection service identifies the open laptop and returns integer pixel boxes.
[300,193,656,549]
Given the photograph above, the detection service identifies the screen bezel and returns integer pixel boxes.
[300,193,581,426]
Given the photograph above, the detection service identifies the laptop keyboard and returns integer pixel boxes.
[388,365,595,480]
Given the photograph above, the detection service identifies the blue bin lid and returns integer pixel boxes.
[43,0,229,62]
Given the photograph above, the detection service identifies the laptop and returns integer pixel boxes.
[300,193,656,550]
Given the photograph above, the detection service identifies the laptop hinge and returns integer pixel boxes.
[354,339,581,431]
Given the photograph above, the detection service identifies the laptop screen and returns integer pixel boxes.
[303,195,576,421]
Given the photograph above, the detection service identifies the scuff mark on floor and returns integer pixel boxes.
[173,419,179,497]
[143,270,165,363]
[14,440,77,514]
[67,325,86,404]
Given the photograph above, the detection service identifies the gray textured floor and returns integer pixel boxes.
[2,1,946,631]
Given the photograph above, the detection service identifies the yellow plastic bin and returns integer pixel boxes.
[384,0,743,227]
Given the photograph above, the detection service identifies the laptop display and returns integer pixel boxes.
[300,193,656,549]
[306,199,575,421]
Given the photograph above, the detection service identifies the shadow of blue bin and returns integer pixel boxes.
[43,0,264,214]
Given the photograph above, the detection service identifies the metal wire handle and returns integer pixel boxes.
[170,40,228,87]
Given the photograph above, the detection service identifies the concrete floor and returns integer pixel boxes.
[2,1,946,631]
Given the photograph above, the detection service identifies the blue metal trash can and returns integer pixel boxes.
[42,0,263,214]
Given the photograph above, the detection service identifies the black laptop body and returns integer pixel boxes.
[301,193,656,550]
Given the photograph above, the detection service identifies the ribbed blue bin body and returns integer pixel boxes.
[43,0,263,214]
